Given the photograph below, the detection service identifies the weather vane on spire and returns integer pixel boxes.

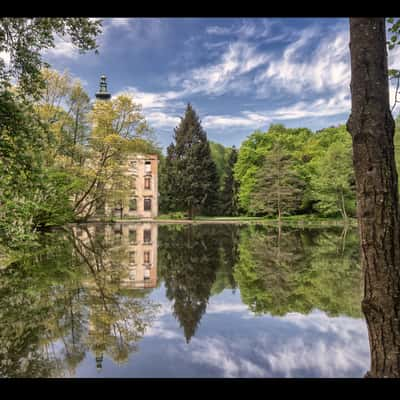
[95,75,111,100]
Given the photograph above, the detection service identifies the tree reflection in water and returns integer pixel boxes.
[159,224,240,343]
[2,222,395,377]
[233,225,363,318]
[0,224,160,377]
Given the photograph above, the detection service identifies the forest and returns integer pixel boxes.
[2,18,400,251]
[1,16,400,379]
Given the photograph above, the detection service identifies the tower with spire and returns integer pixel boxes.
[95,75,111,100]
[93,74,159,220]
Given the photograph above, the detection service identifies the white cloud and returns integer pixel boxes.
[43,35,80,60]
[169,309,369,378]
[146,111,181,129]
[269,89,350,120]
[115,87,182,110]
[206,19,277,40]
[101,18,167,49]
[199,88,349,131]
[206,26,232,35]
[203,113,270,130]
[255,26,350,98]
[206,302,249,314]
[113,87,184,131]
[109,18,132,28]
[175,41,270,96]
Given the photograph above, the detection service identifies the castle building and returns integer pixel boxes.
[95,75,158,219]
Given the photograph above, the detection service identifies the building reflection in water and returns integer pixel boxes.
[105,223,158,289]
[73,223,158,290]
[72,223,159,372]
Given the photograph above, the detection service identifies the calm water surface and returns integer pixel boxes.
[0,223,369,378]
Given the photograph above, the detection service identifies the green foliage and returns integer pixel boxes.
[310,138,356,219]
[235,124,313,215]
[233,225,362,317]
[0,19,102,246]
[163,104,220,218]
[251,143,306,218]
[209,141,231,188]
[220,146,240,216]
[0,18,102,98]
[0,222,364,375]
[235,124,356,219]
[159,224,220,342]
[0,225,160,376]
[387,18,400,50]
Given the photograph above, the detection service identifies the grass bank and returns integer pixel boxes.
[155,214,357,227]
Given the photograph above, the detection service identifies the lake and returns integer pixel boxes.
[0,222,369,378]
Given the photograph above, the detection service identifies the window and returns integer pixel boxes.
[129,229,137,244]
[144,268,151,280]
[129,198,137,211]
[114,224,122,235]
[143,229,151,243]
[130,178,136,190]
[145,160,151,174]
[129,251,136,264]
[144,251,150,264]
[144,198,151,211]
[144,177,151,190]
[114,225,122,244]
[130,160,137,172]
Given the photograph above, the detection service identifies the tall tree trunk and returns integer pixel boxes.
[340,187,348,224]
[347,17,400,377]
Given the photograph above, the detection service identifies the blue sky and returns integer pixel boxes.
[41,18,400,150]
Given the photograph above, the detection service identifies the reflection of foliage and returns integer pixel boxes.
[159,224,220,342]
[0,224,159,377]
[234,225,362,317]
[210,224,240,296]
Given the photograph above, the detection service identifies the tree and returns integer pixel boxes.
[220,146,240,216]
[0,19,101,244]
[71,93,155,220]
[209,141,229,188]
[346,18,400,377]
[310,140,356,221]
[0,18,101,98]
[235,125,312,215]
[164,103,219,219]
[250,143,306,221]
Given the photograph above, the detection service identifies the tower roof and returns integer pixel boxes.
[95,75,111,100]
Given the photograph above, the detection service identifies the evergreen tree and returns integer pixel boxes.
[220,146,239,216]
[164,103,219,218]
[159,224,219,343]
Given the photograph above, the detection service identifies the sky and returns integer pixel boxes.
[41,17,400,150]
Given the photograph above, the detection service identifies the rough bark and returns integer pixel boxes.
[347,18,400,377]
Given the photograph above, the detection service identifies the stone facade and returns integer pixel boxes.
[104,153,159,219]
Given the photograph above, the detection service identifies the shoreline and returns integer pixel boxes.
[70,217,358,227]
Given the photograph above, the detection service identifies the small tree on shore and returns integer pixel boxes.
[250,143,305,222]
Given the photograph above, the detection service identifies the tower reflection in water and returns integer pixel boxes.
[72,223,159,372]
